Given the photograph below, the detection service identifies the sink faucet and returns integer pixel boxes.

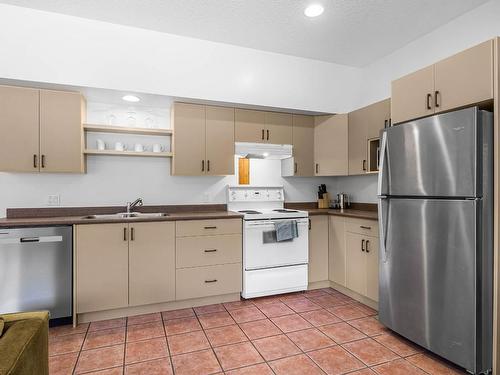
[127,198,143,214]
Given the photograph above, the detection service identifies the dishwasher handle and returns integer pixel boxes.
[0,236,63,245]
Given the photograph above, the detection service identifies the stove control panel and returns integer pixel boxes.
[227,186,284,203]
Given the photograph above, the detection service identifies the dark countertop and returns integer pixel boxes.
[0,211,244,228]
[307,208,378,221]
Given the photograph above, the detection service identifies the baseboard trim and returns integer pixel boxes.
[77,293,241,323]
[329,281,379,311]
[308,280,331,290]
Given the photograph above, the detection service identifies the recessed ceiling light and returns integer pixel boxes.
[263,152,269,157]
[122,95,140,102]
[304,4,324,17]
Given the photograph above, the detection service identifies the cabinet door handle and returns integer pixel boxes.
[308,219,311,230]
[204,226,217,229]
[389,118,392,127]
[361,239,365,252]
[362,159,367,171]
[201,160,205,172]
[33,154,38,169]
[384,119,388,128]
[366,240,370,253]
[205,279,218,283]
[207,160,210,172]
[426,93,432,110]
[360,225,372,230]
[294,162,297,174]
[131,227,135,241]
[315,163,319,174]
[434,91,440,108]
[266,129,270,141]
[204,249,217,253]
[123,227,128,241]
[41,155,46,168]
[262,129,265,140]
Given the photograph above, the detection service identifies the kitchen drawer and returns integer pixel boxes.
[176,219,242,237]
[176,234,242,268]
[345,219,379,237]
[176,263,242,300]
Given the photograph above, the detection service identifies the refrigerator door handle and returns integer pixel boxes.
[377,130,389,196]
[378,196,389,262]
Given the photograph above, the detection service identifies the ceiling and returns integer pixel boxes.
[0,0,490,67]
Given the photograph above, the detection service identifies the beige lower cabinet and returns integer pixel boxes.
[329,216,346,286]
[175,218,243,301]
[128,222,175,306]
[176,263,242,300]
[308,215,329,283]
[76,223,129,313]
[76,221,176,313]
[328,216,379,302]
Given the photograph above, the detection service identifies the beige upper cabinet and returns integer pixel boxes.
[0,85,85,173]
[434,40,493,113]
[172,103,206,175]
[348,99,390,175]
[76,223,129,313]
[235,109,292,144]
[392,40,494,125]
[172,103,235,176]
[308,215,329,283]
[265,112,292,144]
[129,222,175,306]
[0,86,40,172]
[40,90,85,173]
[205,106,235,176]
[282,114,314,177]
[391,66,435,125]
[235,109,266,143]
[314,114,348,176]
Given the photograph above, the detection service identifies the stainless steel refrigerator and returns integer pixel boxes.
[377,106,493,374]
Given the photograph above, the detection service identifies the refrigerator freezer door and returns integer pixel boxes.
[381,107,478,197]
[379,198,479,372]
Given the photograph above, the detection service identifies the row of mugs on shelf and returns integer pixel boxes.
[96,139,166,153]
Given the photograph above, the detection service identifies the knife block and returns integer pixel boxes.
[317,193,330,209]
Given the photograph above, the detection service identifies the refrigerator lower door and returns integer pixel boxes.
[378,198,490,373]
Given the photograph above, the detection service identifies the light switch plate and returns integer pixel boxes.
[48,195,61,206]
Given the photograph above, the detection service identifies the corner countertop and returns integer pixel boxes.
[306,208,378,221]
[0,206,243,228]
[285,202,378,221]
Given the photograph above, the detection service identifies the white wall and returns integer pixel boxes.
[2,1,499,216]
[0,4,361,114]
[355,0,500,109]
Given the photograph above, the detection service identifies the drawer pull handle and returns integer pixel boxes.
[205,279,218,283]
[360,225,372,230]
[204,249,217,253]
[204,226,217,229]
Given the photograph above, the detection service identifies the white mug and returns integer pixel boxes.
[96,139,106,151]
[134,144,145,152]
[152,144,163,153]
[115,142,126,152]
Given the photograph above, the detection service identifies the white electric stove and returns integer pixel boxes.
[227,185,309,299]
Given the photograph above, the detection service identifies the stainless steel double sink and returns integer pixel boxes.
[81,212,169,220]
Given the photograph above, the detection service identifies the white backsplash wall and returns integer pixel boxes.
[330,174,378,204]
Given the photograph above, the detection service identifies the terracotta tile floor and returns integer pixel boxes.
[49,288,468,374]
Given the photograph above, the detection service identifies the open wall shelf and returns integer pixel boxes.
[83,123,173,136]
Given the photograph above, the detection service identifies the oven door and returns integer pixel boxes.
[244,218,309,270]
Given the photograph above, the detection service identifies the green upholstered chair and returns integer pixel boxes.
[0,311,49,375]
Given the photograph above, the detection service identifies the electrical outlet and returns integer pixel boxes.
[48,195,60,206]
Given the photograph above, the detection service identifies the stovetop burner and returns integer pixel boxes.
[238,210,262,214]
[272,209,298,213]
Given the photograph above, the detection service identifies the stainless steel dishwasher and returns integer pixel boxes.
[0,226,72,320]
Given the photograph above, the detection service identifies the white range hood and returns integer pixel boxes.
[235,142,293,160]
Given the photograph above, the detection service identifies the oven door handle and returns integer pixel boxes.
[245,220,309,228]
